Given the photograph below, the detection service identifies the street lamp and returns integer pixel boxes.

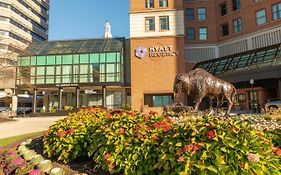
[249,79,255,113]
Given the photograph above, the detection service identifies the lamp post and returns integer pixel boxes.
[249,79,255,113]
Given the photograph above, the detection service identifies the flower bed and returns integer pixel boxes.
[0,140,64,175]
[42,108,281,175]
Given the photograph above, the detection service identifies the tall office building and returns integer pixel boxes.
[0,0,49,105]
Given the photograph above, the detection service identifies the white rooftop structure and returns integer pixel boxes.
[103,20,113,39]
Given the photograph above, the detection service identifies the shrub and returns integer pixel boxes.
[43,108,281,175]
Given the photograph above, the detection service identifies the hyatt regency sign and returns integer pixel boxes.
[135,45,179,59]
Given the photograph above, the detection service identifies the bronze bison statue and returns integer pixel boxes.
[173,68,236,116]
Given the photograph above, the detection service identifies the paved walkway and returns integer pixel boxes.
[0,116,65,139]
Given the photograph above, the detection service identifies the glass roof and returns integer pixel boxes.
[22,38,125,56]
[195,43,281,75]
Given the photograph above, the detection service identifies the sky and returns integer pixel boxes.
[48,0,130,41]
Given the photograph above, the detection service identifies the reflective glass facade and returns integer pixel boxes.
[17,52,124,85]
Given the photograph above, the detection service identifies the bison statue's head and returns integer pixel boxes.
[173,73,187,99]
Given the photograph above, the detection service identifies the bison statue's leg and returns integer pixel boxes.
[225,95,234,116]
[216,96,223,112]
[194,96,204,112]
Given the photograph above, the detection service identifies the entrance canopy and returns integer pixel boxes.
[195,43,281,76]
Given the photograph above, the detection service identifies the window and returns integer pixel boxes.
[233,17,242,33]
[232,0,241,11]
[144,94,173,107]
[185,8,194,21]
[256,9,266,25]
[199,27,207,40]
[221,23,229,36]
[159,0,168,8]
[145,0,154,8]
[272,3,281,20]
[186,28,195,40]
[159,16,169,30]
[220,3,227,16]
[145,17,155,31]
[198,8,206,20]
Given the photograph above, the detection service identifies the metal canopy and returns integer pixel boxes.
[195,43,281,75]
[22,38,125,56]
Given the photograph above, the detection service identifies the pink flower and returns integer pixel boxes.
[29,169,42,175]
[247,153,259,163]
[19,162,28,169]
[11,157,24,166]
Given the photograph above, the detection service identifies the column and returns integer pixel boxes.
[43,92,49,112]
[121,88,126,105]
[32,89,37,113]
[76,87,80,108]
[278,79,281,99]
[58,88,63,110]
[102,86,106,107]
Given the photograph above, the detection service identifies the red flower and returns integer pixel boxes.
[63,117,70,122]
[58,130,67,138]
[273,147,281,156]
[151,134,158,142]
[119,128,125,135]
[177,143,201,155]
[207,130,216,139]
[68,128,75,135]
[138,133,144,139]
[152,121,172,132]
[106,113,112,119]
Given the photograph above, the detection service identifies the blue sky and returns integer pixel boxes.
[48,0,130,41]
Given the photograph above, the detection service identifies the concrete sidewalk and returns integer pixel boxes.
[0,116,65,139]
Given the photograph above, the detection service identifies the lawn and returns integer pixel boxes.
[0,132,43,147]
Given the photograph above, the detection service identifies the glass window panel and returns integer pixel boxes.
[46,55,55,65]
[106,64,115,73]
[31,57,36,65]
[272,3,281,20]
[62,76,71,83]
[46,66,55,75]
[185,8,194,20]
[145,17,155,31]
[80,54,89,63]
[56,55,62,64]
[159,0,168,8]
[62,65,72,75]
[160,16,169,30]
[106,73,115,82]
[37,56,46,65]
[79,74,88,83]
[100,54,106,63]
[256,9,266,25]
[62,55,72,64]
[36,76,45,84]
[100,74,105,82]
[36,67,45,76]
[90,54,99,63]
[116,53,121,62]
[100,64,105,73]
[186,28,195,40]
[73,75,79,83]
[233,18,242,33]
[73,65,79,75]
[107,53,116,62]
[20,57,30,66]
[198,8,206,21]
[55,76,61,83]
[116,63,121,72]
[56,66,61,75]
[73,55,79,64]
[199,28,207,40]
[80,65,89,74]
[31,77,35,84]
[46,76,55,84]
[31,67,36,76]
[153,96,163,107]
[145,0,154,8]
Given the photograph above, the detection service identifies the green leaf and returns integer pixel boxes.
[207,165,218,173]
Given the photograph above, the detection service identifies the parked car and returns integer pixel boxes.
[265,100,281,109]
[0,106,9,112]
